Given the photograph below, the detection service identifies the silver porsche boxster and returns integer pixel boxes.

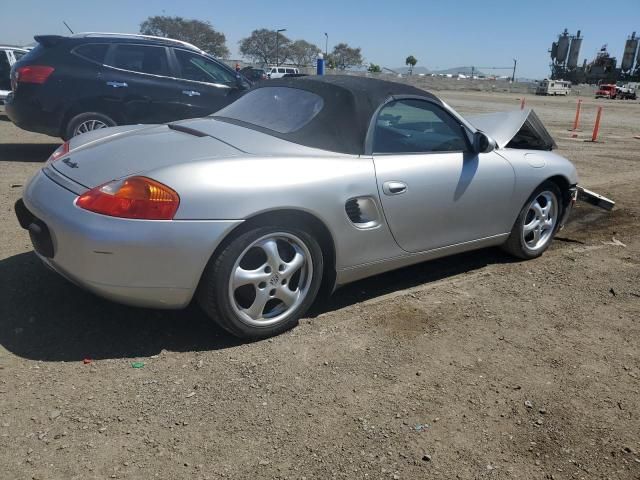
[16,76,578,338]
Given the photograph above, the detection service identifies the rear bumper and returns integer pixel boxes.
[18,170,242,308]
[5,92,62,137]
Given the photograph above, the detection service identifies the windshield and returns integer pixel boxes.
[213,87,324,134]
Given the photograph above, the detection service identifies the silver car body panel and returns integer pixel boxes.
[22,100,578,308]
[23,171,241,308]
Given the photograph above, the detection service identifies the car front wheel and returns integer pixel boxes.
[198,226,323,339]
[502,182,562,260]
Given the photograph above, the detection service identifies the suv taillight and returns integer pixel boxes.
[15,65,55,84]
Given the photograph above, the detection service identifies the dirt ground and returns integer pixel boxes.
[1,91,639,480]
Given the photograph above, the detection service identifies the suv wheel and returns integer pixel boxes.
[64,112,116,140]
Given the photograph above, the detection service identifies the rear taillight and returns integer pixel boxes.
[48,141,70,162]
[16,65,55,84]
[76,176,180,220]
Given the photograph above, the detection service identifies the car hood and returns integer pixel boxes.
[467,109,557,150]
[53,118,333,188]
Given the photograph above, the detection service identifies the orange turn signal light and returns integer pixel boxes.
[76,176,180,220]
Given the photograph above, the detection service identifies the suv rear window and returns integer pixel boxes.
[16,44,45,63]
[213,86,324,134]
[109,44,169,76]
[73,44,109,64]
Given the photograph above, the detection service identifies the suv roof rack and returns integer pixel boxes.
[72,32,204,53]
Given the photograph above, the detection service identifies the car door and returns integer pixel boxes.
[372,98,515,253]
[102,43,182,124]
[169,48,245,119]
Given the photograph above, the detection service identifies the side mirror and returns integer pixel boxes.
[473,131,497,153]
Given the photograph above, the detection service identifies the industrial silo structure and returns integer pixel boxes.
[567,30,583,69]
[550,42,558,61]
[556,29,571,65]
[621,32,638,72]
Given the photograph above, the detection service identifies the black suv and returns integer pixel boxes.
[6,33,251,139]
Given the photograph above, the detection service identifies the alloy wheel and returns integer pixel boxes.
[74,119,109,136]
[521,190,558,251]
[228,233,313,327]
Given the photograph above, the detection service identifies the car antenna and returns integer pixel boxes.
[63,21,74,34]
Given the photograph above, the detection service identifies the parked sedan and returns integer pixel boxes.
[239,66,267,82]
[16,76,578,338]
[6,33,250,139]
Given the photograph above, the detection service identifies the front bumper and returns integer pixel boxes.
[17,170,242,308]
[559,185,577,229]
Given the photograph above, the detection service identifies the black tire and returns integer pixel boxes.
[502,181,563,260]
[197,225,324,339]
[63,112,116,140]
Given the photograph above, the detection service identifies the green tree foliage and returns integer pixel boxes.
[368,63,382,73]
[329,43,364,70]
[139,16,229,58]
[239,29,292,65]
[405,55,418,75]
[289,40,321,67]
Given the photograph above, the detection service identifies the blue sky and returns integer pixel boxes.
[4,0,639,78]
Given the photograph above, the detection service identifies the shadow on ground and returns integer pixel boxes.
[0,143,60,162]
[0,248,516,362]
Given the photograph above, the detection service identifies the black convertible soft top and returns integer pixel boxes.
[218,75,441,155]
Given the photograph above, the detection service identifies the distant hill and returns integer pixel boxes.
[392,66,491,76]
[431,67,488,76]
[393,66,431,75]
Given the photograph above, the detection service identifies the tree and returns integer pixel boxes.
[330,43,363,70]
[239,29,292,66]
[368,63,381,73]
[288,40,321,67]
[405,55,418,75]
[140,16,229,58]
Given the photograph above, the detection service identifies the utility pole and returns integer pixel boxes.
[324,32,328,58]
[275,28,286,67]
[512,58,517,82]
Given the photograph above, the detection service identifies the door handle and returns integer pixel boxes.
[182,90,201,97]
[106,81,128,88]
[382,181,407,195]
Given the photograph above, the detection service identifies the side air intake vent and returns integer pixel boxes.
[344,197,381,229]
[345,198,362,223]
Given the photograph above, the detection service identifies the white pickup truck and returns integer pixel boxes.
[1,46,29,113]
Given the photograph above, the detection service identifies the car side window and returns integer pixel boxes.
[13,50,26,61]
[73,44,109,64]
[374,99,469,154]
[109,44,169,76]
[174,49,236,84]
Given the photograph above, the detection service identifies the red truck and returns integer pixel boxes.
[595,84,617,99]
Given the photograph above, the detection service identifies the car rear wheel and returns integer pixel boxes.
[502,182,562,260]
[64,112,116,140]
[198,226,323,339]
